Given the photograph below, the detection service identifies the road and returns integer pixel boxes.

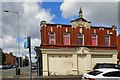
[2,68,17,78]
[1,67,30,78]
[0,69,2,79]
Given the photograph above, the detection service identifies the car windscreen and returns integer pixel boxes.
[93,64,101,70]
[87,70,103,76]
[101,64,116,68]
[103,71,120,77]
[93,64,117,70]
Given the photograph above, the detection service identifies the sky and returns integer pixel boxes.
[0,0,120,62]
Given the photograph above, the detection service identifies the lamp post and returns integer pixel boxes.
[4,10,21,75]
[22,54,24,67]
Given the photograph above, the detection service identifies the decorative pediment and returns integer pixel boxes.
[71,8,91,28]
[71,18,90,28]
[76,47,90,54]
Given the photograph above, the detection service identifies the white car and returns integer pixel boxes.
[82,69,120,80]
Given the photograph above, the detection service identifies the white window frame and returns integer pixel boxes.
[105,35,110,46]
[78,33,84,45]
[63,32,70,45]
[48,32,56,45]
[91,34,98,46]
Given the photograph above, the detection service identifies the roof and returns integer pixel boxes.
[46,23,71,27]
[91,26,113,29]
[71,18,91,23]
[46,23,113,29]
[95,68,120,73]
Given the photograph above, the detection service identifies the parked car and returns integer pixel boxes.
[0,65,2,69]
[93,63,117,70]
[2,64,13,69]
[31,64,37,71]
[82,69,120,80]
[12,65,16,68]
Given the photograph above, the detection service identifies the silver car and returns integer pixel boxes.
[82,69,120,80]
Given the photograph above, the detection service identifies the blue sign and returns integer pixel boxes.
[24,36,29,49]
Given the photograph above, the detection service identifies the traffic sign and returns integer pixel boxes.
[24,36,29,49]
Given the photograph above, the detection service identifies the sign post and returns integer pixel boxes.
[24,36,32,80]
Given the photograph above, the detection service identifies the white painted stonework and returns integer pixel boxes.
[41,47,118,76]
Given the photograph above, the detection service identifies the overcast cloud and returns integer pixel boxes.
[0,1,120,62]
[1,2,55,62]
[60,2,118,27]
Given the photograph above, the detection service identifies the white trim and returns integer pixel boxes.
[63,32,70,45]
[78,33,84,45]
[107,30,109,34]
[83,34,84,45]
[57,25,62,28]
[48,32,56,45]
[91,34,98,46]
[44,25,47,27]
[109,35,111,46]
[105,35,110,46]
[51,27,53,32]
[79,28,82,33]
[96,34,98,46]
[72,26,76,29]
[94,29,96,34]
[110,32,113,35]
[66,28,68,32]
[41,25,43,27]
[99,28,102,30]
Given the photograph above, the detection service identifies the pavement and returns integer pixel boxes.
[1,67,82,80]
[2,74,82,80]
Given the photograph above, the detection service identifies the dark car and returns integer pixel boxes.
[31,64,37,70]
[2,64,13,69]
[93,63,117,70]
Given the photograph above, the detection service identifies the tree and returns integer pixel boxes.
[0,48,2,65]
[23,55,29,66]
[2,52,6,65]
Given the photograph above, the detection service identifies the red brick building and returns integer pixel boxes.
[4,52,15,65]
[35,8,118,76]
[41,22,117,50]
[117,34,120,59]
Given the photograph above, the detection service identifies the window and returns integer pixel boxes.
[91,34,97,46]
[105,35,110,46]
[63,32,70,45]
[78,33,84,45]
[103,71,120,77]
[87,70,103,76]
[93,63,117,70]
[48,32,56,45]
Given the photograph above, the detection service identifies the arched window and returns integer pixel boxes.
[63,32,70,45]
[105,35,110,46]
[78,33,84,45]
[48,32,56,45]
[91,34,98,46]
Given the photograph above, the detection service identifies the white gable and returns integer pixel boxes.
[76,47,90,54]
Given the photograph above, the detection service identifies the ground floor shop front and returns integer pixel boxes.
[35,47,118,76]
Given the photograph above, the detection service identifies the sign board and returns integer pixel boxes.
[24,36,29,49]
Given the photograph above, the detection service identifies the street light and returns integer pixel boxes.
[22,54,24,67]
[4,10,21,75]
